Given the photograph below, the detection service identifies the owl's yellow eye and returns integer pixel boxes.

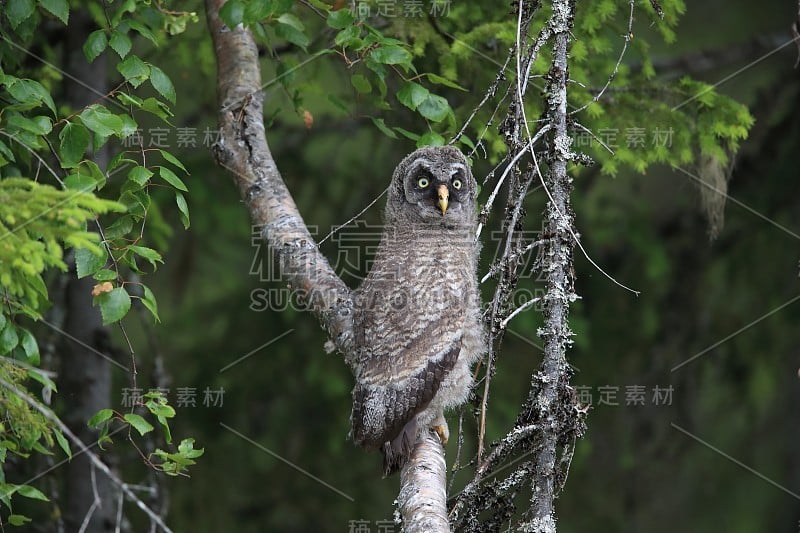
[452,178,463,190]
[417,177,430,188]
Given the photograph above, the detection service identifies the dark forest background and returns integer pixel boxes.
[2,0,799,531]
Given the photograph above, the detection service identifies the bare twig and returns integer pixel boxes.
[569,0,635,116]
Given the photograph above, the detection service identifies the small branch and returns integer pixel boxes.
[569,0,634,116]
[0,378,172,533]
[397,431,449,533]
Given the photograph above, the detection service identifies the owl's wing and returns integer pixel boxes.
[350,309,464,475]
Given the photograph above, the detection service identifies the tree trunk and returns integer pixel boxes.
[60,10,117,532]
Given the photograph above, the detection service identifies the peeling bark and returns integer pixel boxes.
[205,0,353,356]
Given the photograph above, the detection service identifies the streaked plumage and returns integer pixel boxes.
[350,146,485,475]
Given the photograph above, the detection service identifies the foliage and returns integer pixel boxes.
[219,0,467,148]
[88,391,205,477]
[0,0,199,525]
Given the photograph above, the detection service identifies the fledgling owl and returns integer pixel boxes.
[350,146,485,476]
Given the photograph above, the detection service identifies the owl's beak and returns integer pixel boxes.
[437,184,449,215]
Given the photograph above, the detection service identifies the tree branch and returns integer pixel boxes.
[519,0,578,529]
[203,1,450,527]
[398,431,449,532]
[0,378,171,533]
[204,0,353,357]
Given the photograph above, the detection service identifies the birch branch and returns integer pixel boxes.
[203,1,448,526]
[398,431,449,532]
[204,0,354,357]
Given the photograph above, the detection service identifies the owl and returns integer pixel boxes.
[350,146,485,476]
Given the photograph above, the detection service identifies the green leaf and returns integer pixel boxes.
[117,56,150,88]
[108,30,132,58]
[219,0,244,28]
[95,287,131,324]
[175,191,190,229]
[76,246,108,279]
[158,150,187,173]
[80,105,123,137]
[397,82,430,111]
[104,215,133,239]
[369,45,412,66]
[88,409,114,428]
[123,413,154,436]
[350,74,371,94]
[7,0,35,28]
[277,12,304,32]
[370,117,398,139]
[140,97,173,121]
[59,122,90,166]
[19,328,39,365]
[275,20,309,50]
[128,245,163,269]
[92,269,118,282]
[334,25,361,48]
[244,0,272,21]
[159,166,188,191]
[127,20,157,45]
[128,165,153,187]
[7,114,52,135]
[5,78,57,115]
[417,131,446,147]
[145,400,175,419]
[39,0,69,24]
[417,94,451,122]
[0,323,20,356]
[426,73,467,91]
[149,65,176,104]
[178,438,204,458]
[83,159,107,188]
[16,484,49,501]
[8,514,32,526]
[53,430,71,459]
[141,284,160,322]
[327,8,355,29]
[394,127,420,141]
[83,30,108,63]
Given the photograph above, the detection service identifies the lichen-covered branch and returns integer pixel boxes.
[519,0,579,529]
[450,1,585,530]
[204,0,353,356]
[397,431,449,532]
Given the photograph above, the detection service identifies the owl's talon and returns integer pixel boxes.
[432,424,449,446]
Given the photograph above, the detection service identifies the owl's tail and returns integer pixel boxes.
[381,417,418,477]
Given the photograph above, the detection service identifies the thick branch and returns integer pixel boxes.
[398,431,449,532]
[204,1,449,525]
[204,0,353,356]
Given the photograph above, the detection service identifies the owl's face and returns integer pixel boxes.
[387,146,477,226]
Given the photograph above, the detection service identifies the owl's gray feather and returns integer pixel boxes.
[349,146,486,476]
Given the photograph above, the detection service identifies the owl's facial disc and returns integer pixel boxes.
[437,184,449,215]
